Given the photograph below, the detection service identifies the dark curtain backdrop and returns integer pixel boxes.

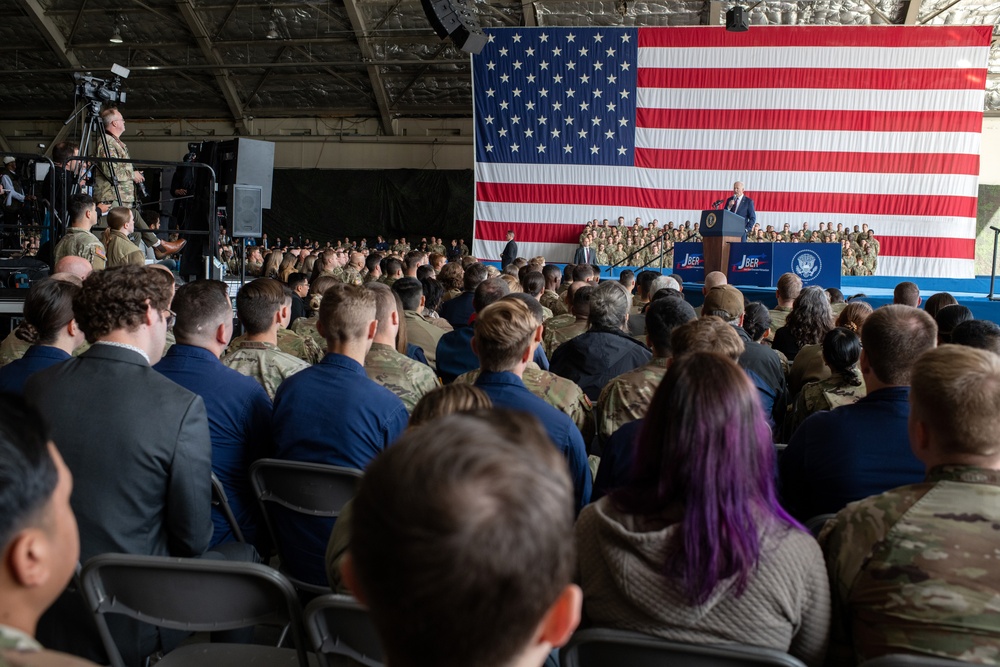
[262,169,474,244]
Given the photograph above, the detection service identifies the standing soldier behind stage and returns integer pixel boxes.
[93,107,185,259]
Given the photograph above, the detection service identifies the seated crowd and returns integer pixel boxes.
[572,217,880,275]
[0,228,997,667]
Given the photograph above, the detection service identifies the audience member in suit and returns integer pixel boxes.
[154,279,273,550]
[342,410,582,667]
[551,280,652,401]
[0,395,98,666]
[272,283,408,586]
[780,305,937,522]
[439,262,488,329]
[0,276,85,395]
[820,345,1000,664]
[500,230,518,269]
[578,352,829,664]
[26,265,257,665]
[470,297,591,511]
[573,237,596,265]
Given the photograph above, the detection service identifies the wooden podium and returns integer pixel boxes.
[699,209,746,276]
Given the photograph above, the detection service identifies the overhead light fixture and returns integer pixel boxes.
[266,20,280,39]
[109,26,124,44]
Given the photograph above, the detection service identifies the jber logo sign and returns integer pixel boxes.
[731,254,769,273]
[677,253,704,269]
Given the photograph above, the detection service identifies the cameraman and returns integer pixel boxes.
[93,107,185,259]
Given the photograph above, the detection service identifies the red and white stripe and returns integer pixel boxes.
[473,26,991,277]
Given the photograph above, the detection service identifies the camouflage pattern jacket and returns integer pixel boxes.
[596,356,669,446]
[230,327,323,365]
[786,367,866,438]
[819,466,1000,665]
[93,134,136,205]
[221,340,309,399]
[364,342,440,414]
[0,329,31,368]
[53,228,107,271]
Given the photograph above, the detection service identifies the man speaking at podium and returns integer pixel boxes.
[724,181,756,241]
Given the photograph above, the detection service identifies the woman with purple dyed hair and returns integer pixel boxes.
[576,352,830,665]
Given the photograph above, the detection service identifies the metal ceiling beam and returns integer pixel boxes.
[15,0,81,68]
[66,0,89,46]
[176,0,251,135]
[342,0,397,134]
[917,0,965,24]
[245,46,289,109]
[521,0,538,26]
[290,46,376,101]
[0,58,471,76]
[903,0,924,24]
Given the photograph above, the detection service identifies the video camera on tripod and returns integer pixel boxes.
[73,63,130,105]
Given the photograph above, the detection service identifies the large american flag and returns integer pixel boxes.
[472,26,992,278]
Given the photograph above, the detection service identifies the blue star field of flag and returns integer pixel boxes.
[474,27,638,166]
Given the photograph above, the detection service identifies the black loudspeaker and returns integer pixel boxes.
[726,6,749,32]
[420,0,487,54]
[230,184,262,238]
[217,138,275,209]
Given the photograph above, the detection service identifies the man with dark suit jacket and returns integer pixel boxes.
[26,265,255,665]
[574,237,595,265]
[724,181,756,241]
[500,230,517,269]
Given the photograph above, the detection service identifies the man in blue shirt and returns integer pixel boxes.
[154,279,273,550]
[272,283,408,586]
[780,305,938,522]
[471,297,592,512]
[439,262,488,328]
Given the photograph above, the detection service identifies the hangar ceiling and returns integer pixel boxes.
[3,0,999,136]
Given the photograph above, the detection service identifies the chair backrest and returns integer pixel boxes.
[860,655,969,667]
[561,629,807,667]
[250,458,362,520]
[249,458,363,595]
[210,471,246,544]
[304,594,384,667]
[804,513,837,538]
[80,553,311,667]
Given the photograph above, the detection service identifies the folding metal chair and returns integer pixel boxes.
[80,553,314,667]
[250,458,363,596]
[303,594,384,667]
[211,472,246,544]
[561,628,807,667]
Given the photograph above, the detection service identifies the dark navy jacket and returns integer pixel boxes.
[0,345,71,395]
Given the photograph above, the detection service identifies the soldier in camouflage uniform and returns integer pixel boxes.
[222,278,310,398]
[342,252,365,286]
[54,194,107,272]
[596,357,668,445]
[102,207,145,268]
[222,339,308,399]
[363,283,440,413]
[229,325,322,365]
[786,365,865,438]
[596,296,696,445]
[93,108,184,257]
[542,283,592,357]
[819,345,1000,665]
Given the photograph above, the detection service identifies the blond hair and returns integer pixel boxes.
[911,345,1000,457]
[318,283,376,345]
[473,299,537,372]
[671,316,744,362]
